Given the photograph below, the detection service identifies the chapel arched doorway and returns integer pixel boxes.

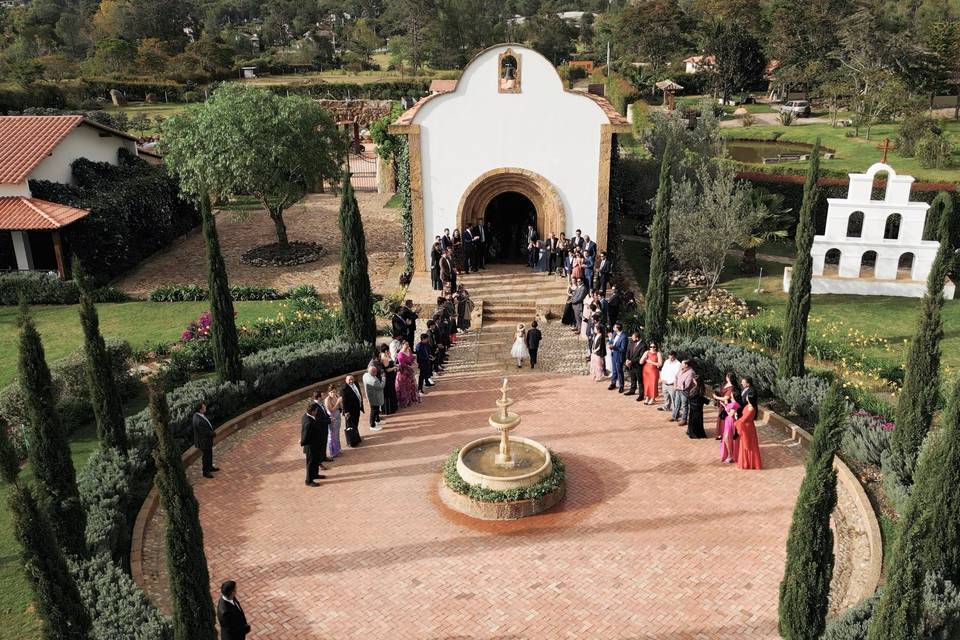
[484,191,536,262]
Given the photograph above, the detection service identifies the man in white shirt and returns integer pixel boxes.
[658,351,681,412]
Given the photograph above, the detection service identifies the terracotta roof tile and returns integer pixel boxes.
[0,197,90,230]
[0,115,85,185]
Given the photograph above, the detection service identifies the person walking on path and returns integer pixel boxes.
[525,320,543,368]
[362,365,385,432]
[192,401,218,478]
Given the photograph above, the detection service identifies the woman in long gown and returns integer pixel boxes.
[686,375,708,439]
[571,251,584,282]
[590,326,607,381]
[395,342,419,407]
[735,395,763,470]
[324,385,342,459]
[379,345,398,416]
[712,373,738,440]
[639,343,662,405]
[452,228,465,272]
[721,399,740,463]
[511,323,529,368]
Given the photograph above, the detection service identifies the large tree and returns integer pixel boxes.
[150,389,218,640]
[701,18,765,105]
[17,299,87,557]
[337,171,377,344]
[162,84,346,249]
[200,194,243,383]
[778,382,847,640]
[644,140,674,344]
[885,192,956,490]
[75,258,127,453]
[613,0,690,81]
[778,140,821,380]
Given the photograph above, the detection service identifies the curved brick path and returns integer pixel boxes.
[142,373,807,639]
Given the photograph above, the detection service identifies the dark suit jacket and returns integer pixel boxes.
[440,235,453,250]
[572,236,585,250]
[439,256,454,282]
[300,412,329,449]
[568,284,587,306]
[527,228,539,245]
[341,383,364,416]
[625,340,644,368]
[599,258,612,275]
[217,596,249,640]
[192,412,215,450]
[391,313,407,339]
[525,328,542,351]
[585,240,598,255]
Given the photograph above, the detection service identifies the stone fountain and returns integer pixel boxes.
[443,379,564,520]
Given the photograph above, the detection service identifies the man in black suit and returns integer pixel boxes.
[300,402,328,486]
[400,299,418,346]
[216,580,250,640]
[572,229,585,251]
[439,247,456,294]
[440,228,453,251]
[568,278,588,333]
[192,402,218,478]
[607,285,621,327]
[340,374,364,447]
[597,251,612,294]
[526,224,539,268]
[391,308,407,343]
[462,225,475,272]
[623,331,644,396]
[584,235,598,258]
[525,320,543,368]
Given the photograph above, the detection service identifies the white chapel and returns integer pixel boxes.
[390,44,630,271]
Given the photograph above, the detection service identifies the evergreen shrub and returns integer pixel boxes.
[0,272,126,305]
[842,413,894,467]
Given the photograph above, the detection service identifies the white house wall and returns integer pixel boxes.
[28,125,135,187]
[414,46,605,266]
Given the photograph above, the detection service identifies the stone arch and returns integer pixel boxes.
[846,211,864,238]
[897,252,915,280]
[824,248,841,276]
[884,213,902,240]
[456,168,565,240]
[860,250,877,278]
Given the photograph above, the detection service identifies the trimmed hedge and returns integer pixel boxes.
[274,80,429,101]
[147,283,317,302]
[442,449,566,503]
[0,272,127,306]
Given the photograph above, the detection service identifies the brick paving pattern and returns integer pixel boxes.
[142,373,810,639]
[115,192,404,298]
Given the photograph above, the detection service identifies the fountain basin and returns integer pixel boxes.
[457,436,553,491]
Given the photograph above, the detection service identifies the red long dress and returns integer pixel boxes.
[641,350,661,400]
[735,402,762,470]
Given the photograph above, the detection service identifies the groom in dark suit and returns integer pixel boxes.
[300,402,328,486]
[525,320,543,368]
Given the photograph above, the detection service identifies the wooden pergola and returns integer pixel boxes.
[655,80,684,111]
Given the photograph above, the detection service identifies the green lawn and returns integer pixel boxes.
[622,238,960,370]
[0,300,282,387]
[723,120,960,182]
[104,102,188,137]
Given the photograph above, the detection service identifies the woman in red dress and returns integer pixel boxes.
[735,378,762,470]
[639,342,661,405]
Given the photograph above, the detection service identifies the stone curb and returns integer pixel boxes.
[130,368,366,596]
[761,408,884,605]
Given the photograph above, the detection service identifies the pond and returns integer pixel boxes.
[727,140,830,164]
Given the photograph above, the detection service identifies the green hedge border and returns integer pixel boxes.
[441,449,565,503]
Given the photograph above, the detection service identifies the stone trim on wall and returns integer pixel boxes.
[456,167,565,243]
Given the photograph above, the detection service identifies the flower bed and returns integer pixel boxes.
[240,241,324,267]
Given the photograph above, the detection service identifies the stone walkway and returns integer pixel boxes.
[115,192,404,298]
[141,371,813,639]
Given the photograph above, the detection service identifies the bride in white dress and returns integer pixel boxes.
[511,323,530,368]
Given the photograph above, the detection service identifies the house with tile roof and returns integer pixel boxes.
[0,115,140,277]
[389,44,630,271]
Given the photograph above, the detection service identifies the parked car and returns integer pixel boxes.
[779,100,811,117]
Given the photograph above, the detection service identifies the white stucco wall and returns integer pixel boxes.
[27,124,136,188]
[412,45,607,266]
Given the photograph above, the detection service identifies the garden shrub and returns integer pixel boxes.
[148,284,284,303]
[664,336,778,394]
[916,131,954,169]
[822,593,879,640]
[0,272,126,305]
[774,375,830,423]
[30,150,200,282]
[241,340,369,399]
[896,114,942,158]
[842,412,894,467]
[79,447,134,557]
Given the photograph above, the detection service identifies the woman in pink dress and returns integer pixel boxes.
[720,399,740,464]
[712,373,737,440]
[395,342,419,408]
[589,327,607,381]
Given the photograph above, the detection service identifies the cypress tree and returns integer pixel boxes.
[644,140,674,344]
[201,193,242,382]
[886,192,956,488]
[778,139,821,379]
[0,423,20,485]
[17,298,86,557]
[150,388,218,640]
[778,381,847,640]
[9,483,92,640]
[74,258,127,452]
[337,171,377,344]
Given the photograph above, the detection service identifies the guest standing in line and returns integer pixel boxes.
[395,341,419,407]
[362,365,384,433]
[456,286,475,332]
[607,323,626,392]
[452,228,465,272]
[583,250,595,290]
[670,360,696,425]
[607,285,621,327]
[736,378,762,470]
[380,345,398,416]
[525,320,543,368]
[400,299,419,347]
[720,398,740,464]
[590,325,607,381]
[216,580,250,640]
[740,376,757,411]
[712,373,739,440]
[526,223,539,267]
[430,240,443,290]
[623,331,644,396]
[568,278,587,335]
[439,246,456,294]
[462,225,475,272]
[572,229,585,251]
[571,251,584,282]
[415,333,434,393]
[657,350,681,412]
[340,374,364,447]
[583,234,597,258]
[324,384,342,459]
[192,402,218,479]
[597,251,612,294]
[686,373,708,439]
[639,342,662,405]
[440,228,453,251]
[300,402,328,486]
